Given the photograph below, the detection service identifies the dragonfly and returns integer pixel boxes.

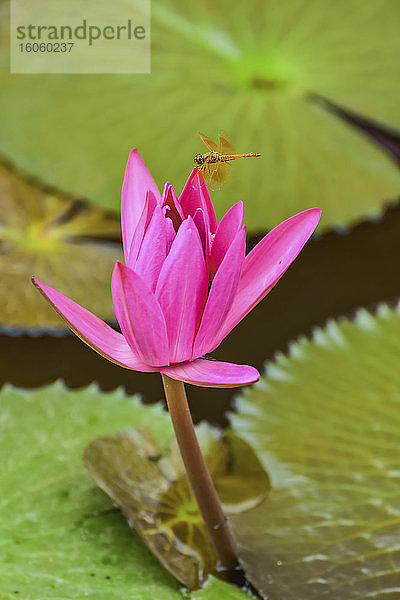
[194,131,261,189]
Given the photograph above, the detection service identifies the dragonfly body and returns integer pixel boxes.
[195,151,261,165]
[194,132,261,189]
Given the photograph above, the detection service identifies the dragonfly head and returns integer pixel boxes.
[194,153,206,166]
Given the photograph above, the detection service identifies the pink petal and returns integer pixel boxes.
[132,205,167,292]
[112,262,169,367]
[178,169,217,234]
[127,190,158,267]
[127,198,148,265]
[209,201,243,279]
[165,217,176,254]
[161,358,259,388]
[192,207,208,256]
[193,226,246,358]
[32,278,155,372]
[162,182,184,230]
[216,208,321,344]
[122,149,161,263]
[207,201,243,279]
[155,218,208,364]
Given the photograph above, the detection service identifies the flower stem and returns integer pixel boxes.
[161,374,239,571]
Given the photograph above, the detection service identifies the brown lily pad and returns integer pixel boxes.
[83,423,270,589]
[0,158,122,329]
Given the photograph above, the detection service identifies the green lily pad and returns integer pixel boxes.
[0,158,121,329]
[83,424,269,589]
[0,381,254,599]
[229,303,400,599]
[191,576,256,599]
[1,1,400,232]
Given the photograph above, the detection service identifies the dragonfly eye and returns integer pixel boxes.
[194,154,205,166]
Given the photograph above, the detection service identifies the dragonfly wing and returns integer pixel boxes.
[198,163,214,182]
[218,131,235,155]
[208,162,231,190]
[198,132,219,152]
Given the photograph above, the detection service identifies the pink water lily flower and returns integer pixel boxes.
[33,151,320,388]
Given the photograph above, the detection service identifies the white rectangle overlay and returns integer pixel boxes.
[10,0,150,74]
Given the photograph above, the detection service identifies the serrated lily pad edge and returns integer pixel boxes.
[231,298,400,413]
